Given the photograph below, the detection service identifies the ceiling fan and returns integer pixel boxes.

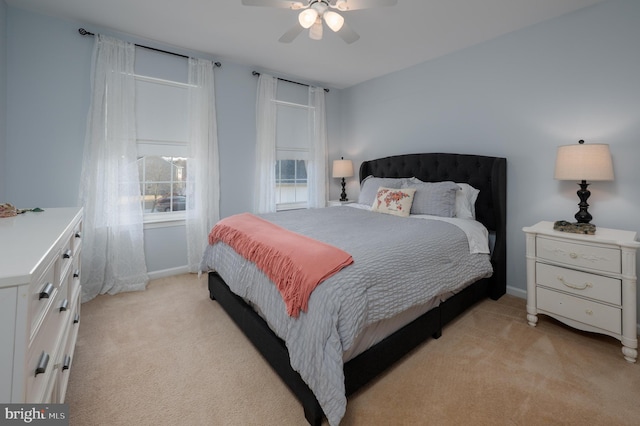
[241,0,398,44]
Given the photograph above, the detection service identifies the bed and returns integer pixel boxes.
[204,152,507,425]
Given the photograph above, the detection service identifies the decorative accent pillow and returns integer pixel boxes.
[407,177,480,219]
[358,176,406,205]
[371,187,416,217]
[400,180,459,217]
[455,183,480,220]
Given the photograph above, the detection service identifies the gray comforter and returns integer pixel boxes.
[201,206,493,425]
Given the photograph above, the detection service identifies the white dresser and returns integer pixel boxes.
[523,221,640,363]
[0,207,83,402]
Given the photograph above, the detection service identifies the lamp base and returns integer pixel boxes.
[553,220,596,235]
[574,180,592,224]
[339,177,348,202]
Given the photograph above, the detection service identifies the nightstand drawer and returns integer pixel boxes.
[536,262,621,305]
[537,287,621,334]
[536,236,620,274]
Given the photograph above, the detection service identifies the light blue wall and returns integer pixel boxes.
[6,8,91,208]
[0,0,7,201]
[335,0,640,315]
[4,6,342,276]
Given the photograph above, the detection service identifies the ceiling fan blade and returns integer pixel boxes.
[279,24,305,43]
[333,0,397,11]
[336,22,360,44]
[242,0,303,8]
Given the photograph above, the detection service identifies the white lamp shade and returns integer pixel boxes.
[299,9,318,29]
[324,11,345,32]
[554,143,614,181]
[332,159,354,178]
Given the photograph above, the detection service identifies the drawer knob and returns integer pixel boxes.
[569,252,578,259]
[39,282,54,299]
[73,269,80,278]
[62,355,72,371]
[59,299,69,312]
[75,231,82,239]
[557,276,592,291]
[63,249,73,259]
[35,351,50,376]
[74,313,80,324]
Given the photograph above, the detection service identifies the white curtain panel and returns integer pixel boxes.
[186,58,220,272]
[78,35,148,302]
[254,74,278,213]
[307,86,328,208]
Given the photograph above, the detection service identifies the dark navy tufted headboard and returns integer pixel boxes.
[359,153,507,297]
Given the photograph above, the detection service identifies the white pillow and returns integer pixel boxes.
[371,187,416,217]
[455,183,480,220]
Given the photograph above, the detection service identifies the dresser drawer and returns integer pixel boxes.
[29,258,57,342]
[56,235,74,287]
[537,236,620,274]
[537,287,622,334]
[536,262,621,305]
[25,298,60,402]
[72,222,82,257]
[57,290,81,402]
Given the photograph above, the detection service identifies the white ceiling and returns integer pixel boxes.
[7,0,606,89]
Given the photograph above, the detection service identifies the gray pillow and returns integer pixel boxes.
[358,176,406,205]
[401,180,459,217]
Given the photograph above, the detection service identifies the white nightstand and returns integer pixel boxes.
[523,221,640,363]
[327,200,355,207]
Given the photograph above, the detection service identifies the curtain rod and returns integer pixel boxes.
[252,71,329,93]
[78,28,221,67]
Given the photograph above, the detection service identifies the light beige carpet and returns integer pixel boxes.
[66,274,640,425]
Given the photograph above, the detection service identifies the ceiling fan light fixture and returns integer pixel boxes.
[309,19,323,40]
[324,11,344,32]
[298,9,318,29]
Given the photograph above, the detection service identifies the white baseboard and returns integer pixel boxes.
[505,285,640,337]
[148,265,190,280]
[506,285,526,299]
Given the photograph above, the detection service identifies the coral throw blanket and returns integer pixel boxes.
[209,213,354,317]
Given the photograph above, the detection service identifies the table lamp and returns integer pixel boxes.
[554,139,614,233]
[332,157,354,202]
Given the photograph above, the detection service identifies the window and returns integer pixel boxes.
[138,156,187,212]
[275,159,307,208]
[134,48,190,221]
[274,82,314,210]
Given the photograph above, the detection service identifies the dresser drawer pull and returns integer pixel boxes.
[586,309,593,315]
[569,252,578,259]
[75,231,82,239]
[62,355,71,371]
[74,313,80,324]
[73,269,80,278]
[59,299,69,312]
[63,249,72,259]
[35,352,50,376]
[557,275,592,291]
[39,282,54,299]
